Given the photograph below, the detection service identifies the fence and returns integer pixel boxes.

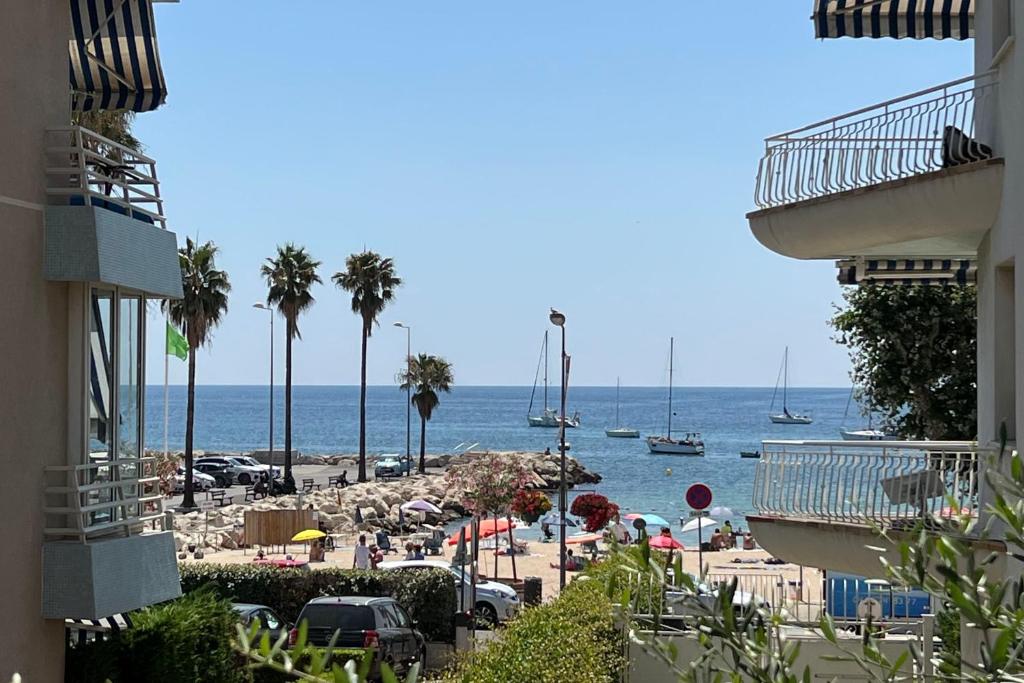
[243,509,318,547]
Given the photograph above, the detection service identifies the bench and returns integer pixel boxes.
[327,475,348,488]
[210,489,233,507]
[244,486,256,502]
[301,478,322,492]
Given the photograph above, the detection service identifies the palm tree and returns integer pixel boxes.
[162,238,230,509]
[261,244,321,493]
[400,354,454,474]
[332,252,402,483]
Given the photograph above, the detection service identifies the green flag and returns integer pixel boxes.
[166,322,188,361]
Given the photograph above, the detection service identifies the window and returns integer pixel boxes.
[260,609,282,630]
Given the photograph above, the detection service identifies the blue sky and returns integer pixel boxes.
[141,1,972,387]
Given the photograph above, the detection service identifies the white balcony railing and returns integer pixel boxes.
[752,440,982,528]
[43,457,165,542]
[45,126,166,229]
[753,72,997,209]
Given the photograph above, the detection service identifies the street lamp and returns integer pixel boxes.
[253,303,274,473]
[549,307,568,589]
[393,322,412,475]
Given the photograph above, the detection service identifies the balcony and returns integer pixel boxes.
[746,440,1003,578]
[748,73,1002,260]
[42,125,182,298]
[41,458,181,619]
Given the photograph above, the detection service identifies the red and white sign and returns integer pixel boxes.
[685,483,712,511]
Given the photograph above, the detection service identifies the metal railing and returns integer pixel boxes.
[43,456,165,542]
[45,125,166,229]
[754,72,997,209]
[752,440,982,528]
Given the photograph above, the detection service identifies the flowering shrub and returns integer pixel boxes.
[511,489,552,524]
[445,452,533,517]
[570,493,619,533]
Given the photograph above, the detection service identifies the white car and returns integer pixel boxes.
[378,559,520,626]
[665,572,769,617]
[194,456,269,485]
[174,467,216,493]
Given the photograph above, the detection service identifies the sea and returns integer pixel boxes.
[145,385,853,543]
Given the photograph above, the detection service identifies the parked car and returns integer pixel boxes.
[194,456,266,485]
[377,559,520,626]
[374,455,412,479]
[192,461,232,488]
[233,603,290,643]
[665,572,769,617]
[174,467,216,493]
[290,596,425,679]
[232,455,282,479]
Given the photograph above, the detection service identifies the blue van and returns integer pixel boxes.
[826,572,932,620]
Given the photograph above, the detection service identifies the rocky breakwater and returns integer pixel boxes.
[172,450,600,553]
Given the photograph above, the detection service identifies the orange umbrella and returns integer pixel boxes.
[565,533,603,545]
[447,518,516,545]
[648,535,684,550]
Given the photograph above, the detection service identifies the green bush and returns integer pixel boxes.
[448,579,624,683]
[66,590,249,683]
[179,563,457,642]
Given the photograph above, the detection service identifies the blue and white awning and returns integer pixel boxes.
[837,258,976,286]
[814,0,974,40]
[70,0,167,112]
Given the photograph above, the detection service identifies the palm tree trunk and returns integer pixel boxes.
[183,343,197,509]
[357,323,369,483]
[284,322,294,492]
[419,413,427,474]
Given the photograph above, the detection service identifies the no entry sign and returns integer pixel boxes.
[685,483,712,511]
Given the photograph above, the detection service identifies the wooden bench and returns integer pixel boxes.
[301,479,322,492]
[210,489,233,507]
[327,475,348,488]
[244,486,256,502]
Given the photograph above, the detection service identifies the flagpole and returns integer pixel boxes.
[164,320,170,461]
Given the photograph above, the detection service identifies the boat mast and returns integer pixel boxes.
[543,330,549,411]
[668,337,674,438]
[782,346,789,412]
[615,377,620,427]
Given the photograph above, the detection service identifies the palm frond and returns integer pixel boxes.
[400,353,454,421]
[161,237,230,348]
[331,251,402,335]
[261,243,322,339]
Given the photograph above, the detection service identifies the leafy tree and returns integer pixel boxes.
[399,354,454,473]
[331,252,402,483]
[162,238,230,509]
[72,110,141,151]
[830,285,976,440]
[262,244,322,492]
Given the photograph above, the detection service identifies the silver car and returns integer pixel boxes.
[377,559,520,626]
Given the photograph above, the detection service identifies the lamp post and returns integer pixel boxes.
[253,303,274,473]
[549,308,568,589]
[393,322,412,475]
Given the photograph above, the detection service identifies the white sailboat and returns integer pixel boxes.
[606,378,639,438]
[527,331,579,428]
[840,387,893,440]
[768,346,813,425]
[646,338,704,455]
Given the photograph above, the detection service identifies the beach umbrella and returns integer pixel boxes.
[538,512,577,527]
[354,506,364,524]
[708,506,735,519]
[566,533,603,545]
[447,518,515,545]
[648,535,684,550]
[625,513,671,529]
[681,517,718,533]
[291,529,326,542]
[401,499,443,515]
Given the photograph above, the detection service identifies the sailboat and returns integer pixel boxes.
[605,378,639,438]
[646,338,704,455]
[768,347,812,425]
[527,331,580,428]
[840,387,893,440]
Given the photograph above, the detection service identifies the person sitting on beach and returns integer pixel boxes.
[353,534,371,570]
[608,515,631,545]
[743,532,756,551]
[309,539,325,563]
[659,526,672,537]
[722,520,734,547]
[541,522,554,542]
[710,528,725,551]
[404,542,416,560]
[412,544,425,560]
[564,549,580,571]
[254,549,266,561]
[543,447,551,455]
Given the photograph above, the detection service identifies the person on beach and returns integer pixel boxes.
[369,544,384,569]
[354,534,371,570]
[412,544,425,560]
[339,471,349,487]
[743,532,756,550]
[710,528,725,551]
[722,520,734,548]
[541,522,554,542]
[609,515,631,545]
[404,542,416,560]
[659,526,671,537]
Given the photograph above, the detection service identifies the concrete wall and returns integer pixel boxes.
[0,0,73,680]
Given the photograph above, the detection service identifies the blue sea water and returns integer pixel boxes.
[145,385,853,539]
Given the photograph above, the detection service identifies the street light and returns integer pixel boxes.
[549,308,568,589]
[253,303,274,474]
[393,322,412,475]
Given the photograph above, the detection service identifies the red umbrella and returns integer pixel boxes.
[648,535,684,550]
[447,518,516,545]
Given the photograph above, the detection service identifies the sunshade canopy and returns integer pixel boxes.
[813,0,974,40]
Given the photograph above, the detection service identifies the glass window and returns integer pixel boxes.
[88,290,115,526]
[261,609,282,630]
[118,295,142,460]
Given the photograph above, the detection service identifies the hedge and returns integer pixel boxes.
[447,578,624,682]
[66,590,249,683]
[179,563,457,642]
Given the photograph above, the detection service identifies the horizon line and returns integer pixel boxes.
[148,383,853,390]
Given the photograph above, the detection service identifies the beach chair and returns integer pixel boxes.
[375,531,398,554]
[423,529,446,556]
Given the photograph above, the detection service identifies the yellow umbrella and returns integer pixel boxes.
[291,529,326,542]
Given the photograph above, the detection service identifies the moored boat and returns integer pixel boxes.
[647,338,704,456]
[768,346,813,424]
[605,378,639,438]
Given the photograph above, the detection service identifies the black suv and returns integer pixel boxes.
[290,596,425,678]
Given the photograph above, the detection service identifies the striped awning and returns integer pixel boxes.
[837,258,977,286]
[70,0,167,112]
[814,0,974,40]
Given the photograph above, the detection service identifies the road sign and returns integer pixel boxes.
[685,483,712,511]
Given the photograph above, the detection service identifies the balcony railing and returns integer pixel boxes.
[752,440,982,528]
[45,126,166,229]
[43,457,165,542]
[753,72,997,209]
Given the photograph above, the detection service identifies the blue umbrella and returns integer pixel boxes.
[626,513,671,529]
[538,512,577,527]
